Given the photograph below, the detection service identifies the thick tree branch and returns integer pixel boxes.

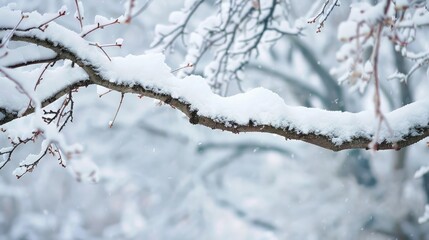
[1,31,429,152]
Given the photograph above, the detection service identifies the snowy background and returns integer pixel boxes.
[1,0,429,239]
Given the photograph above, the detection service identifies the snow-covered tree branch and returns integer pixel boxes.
[1,4,429,157]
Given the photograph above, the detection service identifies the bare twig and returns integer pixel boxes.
[109,93,124,128]
[88,40,123,61]
[34,61,56,90]
[49,143,66,167]
[307,0,340,33]
[125,0,152,23]
[81,19,120,38]
[15,146,49,179]
[171,63,194,73]
[74,0,84,30]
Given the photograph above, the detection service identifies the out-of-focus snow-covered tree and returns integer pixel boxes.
[151,0,304,95]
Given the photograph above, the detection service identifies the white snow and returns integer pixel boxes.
[68,156,99,183]
[0,63,87,112]
[12,166,26,177]
[94,15,114,25]
[419,205,429,224]
[415,166,429,179]
[0,45,56,68]
[168,11,186,23]
[97,85,111,96]
[17,140,49,166]
[115,38,124,46]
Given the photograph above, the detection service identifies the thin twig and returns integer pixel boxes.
[34,61,56,90]
[81,19,120,38]
[171,63,194,73]
[109,93,124,128]
[24,9,66,32]
[0,131,40,170]
[16,145,49,179]
[89,42,112,61]
[74,0,84,30]
[98,89,113,98]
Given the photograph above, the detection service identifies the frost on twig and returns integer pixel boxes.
[42,90,75,132]
[0,13,28,49]
[88,38,123,61]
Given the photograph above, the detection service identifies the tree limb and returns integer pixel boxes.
[1,31,428,152]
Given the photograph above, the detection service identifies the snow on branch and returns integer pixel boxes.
[0,6,428,153]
